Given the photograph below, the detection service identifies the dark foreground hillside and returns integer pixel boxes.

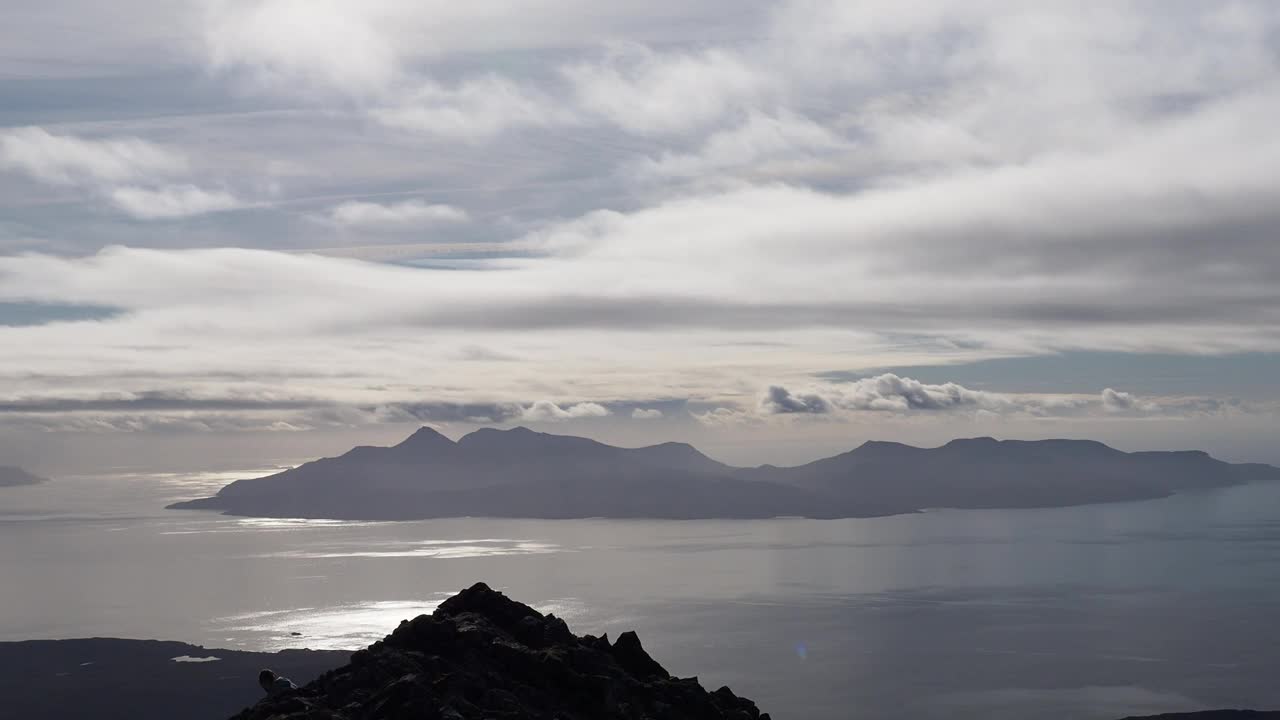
[233,582,770,720]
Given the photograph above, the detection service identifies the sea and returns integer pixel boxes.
[3,468,1279,720]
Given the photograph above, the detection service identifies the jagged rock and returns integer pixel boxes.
[231,583,770,720]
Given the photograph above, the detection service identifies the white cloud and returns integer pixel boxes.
[0,127,241,221]
[3,0,1280,453]
[635,111,851,180]
[520,400,611,422]
[0,127,186,186]
[109,185,242,220]
[325,199,469,229]
[371,76,574,140]
[564,45,763,135]
[204,0,402,97]
[691,407,759,427]
[631,408,663,419]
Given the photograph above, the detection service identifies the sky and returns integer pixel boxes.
[1,0,1279,473]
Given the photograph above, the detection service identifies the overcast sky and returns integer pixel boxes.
[2,0,1279,472]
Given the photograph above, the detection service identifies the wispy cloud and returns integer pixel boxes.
[109,185,242,220]
[0,127,187,185]
[323,199,469,229]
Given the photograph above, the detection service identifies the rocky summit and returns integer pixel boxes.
[232,582,770,720]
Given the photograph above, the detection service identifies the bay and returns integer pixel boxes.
[3,469,1279,719]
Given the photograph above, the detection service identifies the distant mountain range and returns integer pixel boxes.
[169,427,1280,520]
[0,465,47,487]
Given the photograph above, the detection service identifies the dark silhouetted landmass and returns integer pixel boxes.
[1121,707,1280,712]
[0,638,345,720]
[232,582,768,720]
[0,465,47,487]
[169,427,1280,520]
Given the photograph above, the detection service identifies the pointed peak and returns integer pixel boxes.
[394,426,455,449]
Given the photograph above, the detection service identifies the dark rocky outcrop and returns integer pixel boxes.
[169,427,1280,521]
[231,582,770,720]
[0,465,47,487]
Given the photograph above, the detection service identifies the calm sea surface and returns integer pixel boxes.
[3,469,1279,719]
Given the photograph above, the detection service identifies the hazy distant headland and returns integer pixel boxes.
[0,465,48,487]
[168,427,1280,521]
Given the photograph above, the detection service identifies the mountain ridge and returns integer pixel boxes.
[168,428,1280,520]
[0,465,48,487]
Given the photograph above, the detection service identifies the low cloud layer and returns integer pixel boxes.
[750,375,1244,422]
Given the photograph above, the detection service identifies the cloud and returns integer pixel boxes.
[324,199,469,229]
[4,0,1280,451]
[691,407,759,427]
[759,385,830,414]
[520,400,611,422]
[631,408,663,419]
[370,401,522,424]
[0,127,240,221]
[0,391,625,432]
[833,374,998,412]
[754,377,1243,422]
[564,45,763,135]
[1101,387,1139,411]
[204,0,402,97]
[635,111,851,180]
[0,127,186,186]
[372,76,576,140]
[108,185,242,220]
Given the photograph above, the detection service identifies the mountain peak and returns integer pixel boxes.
[392,426,455,451]
[852,440,913,453]
[943,437,1000,448]
[462,425,536,439]
[0,465,48,487]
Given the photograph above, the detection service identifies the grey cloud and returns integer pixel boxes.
[0,391,322,414]
[837,374,992,412]
[756,376,1257,422]
[3,0,1280,449]
[759,385,829,415]
[371,401,524,424]
[0,392,622,432]
[0,301,123,327]
[404,295,1280,335]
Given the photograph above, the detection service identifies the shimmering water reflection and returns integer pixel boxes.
[3,471,1280,719]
